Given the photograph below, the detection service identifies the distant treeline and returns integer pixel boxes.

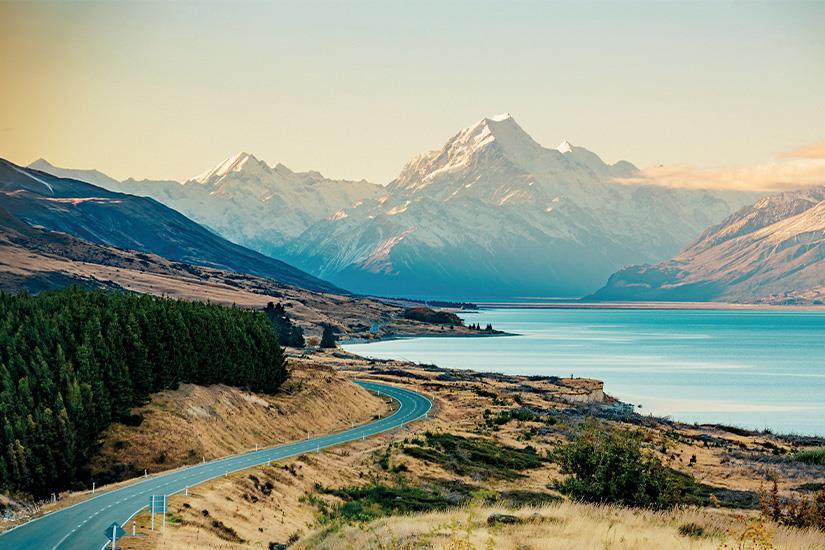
[403,307,463,326]
[0,287,287,497]
[383,297,478,310]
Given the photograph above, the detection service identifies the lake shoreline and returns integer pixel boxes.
[344,307,825,437]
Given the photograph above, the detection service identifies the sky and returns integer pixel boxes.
[1,0,824,189]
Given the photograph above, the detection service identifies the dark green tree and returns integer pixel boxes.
[320,324,337,349]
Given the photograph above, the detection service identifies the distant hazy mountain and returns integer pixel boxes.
[30,154,382,252]
[589,186,825,304]
[1,158,341,293]
[282,114,756,298]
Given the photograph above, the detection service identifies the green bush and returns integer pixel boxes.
[316,484,454,522]
[402,432,543,480]
[794,447,825,466]
[552,420,683,509]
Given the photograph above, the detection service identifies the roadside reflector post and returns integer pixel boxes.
[111,524,116,549]
[144,469,148,478]
[185,486,188,496]
[163,495,167,531]
[51,492,56,504]
[151,496,155,531]
[132,520,136,536]
[92,482,95,494]
[255,443,258,452]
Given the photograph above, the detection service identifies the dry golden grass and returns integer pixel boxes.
[92,363,386,479]
[298,501,825,550]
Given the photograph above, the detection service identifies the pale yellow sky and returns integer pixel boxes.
[1,1,824,187]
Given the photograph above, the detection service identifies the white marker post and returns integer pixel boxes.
[132,520,136,536]
[162,495,167,532]
[111,524,117,550]
[151,497,155,531]
[92,482,95,494]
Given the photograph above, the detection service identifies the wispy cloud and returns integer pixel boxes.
[616,142,825,192]
[781,142,825,160]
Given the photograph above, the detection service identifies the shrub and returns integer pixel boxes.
[678,522,706,538]
[552,420,683,509]
[402,432,543,480]
[760,479,825,530]
[316,484,455,522]
[794,447,825,466]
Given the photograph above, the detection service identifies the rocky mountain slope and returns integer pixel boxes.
[283,114,756,298]
[0,158,340,293]
[589,186,825,304]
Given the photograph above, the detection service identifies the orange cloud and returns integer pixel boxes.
[616,143,825,192]
[781,142,825,160]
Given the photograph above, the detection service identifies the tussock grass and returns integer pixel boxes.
[297,500,825,550]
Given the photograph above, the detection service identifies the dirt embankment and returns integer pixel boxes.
[91,364,386,484]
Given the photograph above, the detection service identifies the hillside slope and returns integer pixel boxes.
[589,186,825,304]
[0,158,340,293]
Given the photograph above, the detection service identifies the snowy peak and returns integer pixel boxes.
[191,152,271,184]
[29,158,57,171]
[390,113,639,199]
[486,112,513,122]
[556,140,573,153]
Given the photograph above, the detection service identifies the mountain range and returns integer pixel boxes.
[0,159,339,293]
[31,114,759,299]
[589,186,825,304]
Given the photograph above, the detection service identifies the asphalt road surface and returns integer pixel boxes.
[0,380,431,549]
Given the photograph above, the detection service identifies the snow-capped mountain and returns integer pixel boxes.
[31,114,759,298]
[589,186,825,303]
[281,114,757,298]
[29,154,383,254]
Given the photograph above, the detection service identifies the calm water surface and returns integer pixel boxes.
[344,309,825,436]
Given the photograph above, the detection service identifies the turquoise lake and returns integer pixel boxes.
[343,308,825,436]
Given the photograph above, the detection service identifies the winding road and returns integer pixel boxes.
[0,380,431,550]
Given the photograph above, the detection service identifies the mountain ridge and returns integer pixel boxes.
[588,186,825,304]
[1,158,342,293]
[27,114,760,298]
